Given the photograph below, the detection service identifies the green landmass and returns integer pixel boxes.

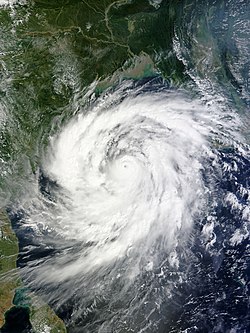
[30,294,67,333]
[0,210,67,332]
[0,209,20,327]
[0,0,186,196]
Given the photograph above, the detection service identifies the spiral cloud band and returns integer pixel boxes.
[14,83,249,332]
[43,89,212,277]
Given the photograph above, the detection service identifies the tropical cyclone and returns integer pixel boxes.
[13,82,249,332]
[30,88,211,277]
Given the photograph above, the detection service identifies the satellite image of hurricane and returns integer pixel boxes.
[0,1,249,333]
